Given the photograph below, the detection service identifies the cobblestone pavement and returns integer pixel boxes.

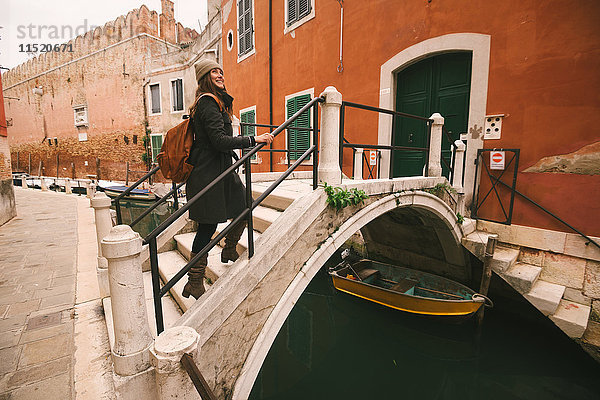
[0,188,114,399]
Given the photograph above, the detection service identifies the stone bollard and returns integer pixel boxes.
[101,225,153,377]
[353,148,363,179]
[86,182,96,198]
[21,176,28,189]
[40,176,48,191]
[65,178,72,194]
[150,326,202,400]
[427,113,444,177]
[318,86,343,185]
[91,193,112,299]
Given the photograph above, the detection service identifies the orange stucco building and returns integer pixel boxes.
[221,0,600,237]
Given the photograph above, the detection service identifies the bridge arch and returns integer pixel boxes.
[234,190,465,399]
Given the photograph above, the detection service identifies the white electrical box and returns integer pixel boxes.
[484,114,504,139]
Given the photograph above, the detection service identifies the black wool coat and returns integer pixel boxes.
[186,93,254,224]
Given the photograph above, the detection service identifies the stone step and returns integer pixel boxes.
[461,230,499,260]
[252,205,283,233]
[103,271,183,349]
[549,299,591,338]
[490,246,520,273]
[251,186,301,211]
[524,280,566,316]
[174,227,262,262]
[157,250,196,312]
[501,262,542,294]
[461,218,477,236]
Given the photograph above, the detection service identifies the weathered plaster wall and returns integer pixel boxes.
[221,0,600,236]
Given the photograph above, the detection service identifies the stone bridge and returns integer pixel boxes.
[174,176,467,399]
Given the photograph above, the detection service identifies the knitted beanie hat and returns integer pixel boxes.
[194,59,222,82]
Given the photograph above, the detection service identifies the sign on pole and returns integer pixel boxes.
[490,151,505,170]
[369,150,377,166]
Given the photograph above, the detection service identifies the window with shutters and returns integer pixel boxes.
[237,0,255,60]
[285,0,315,33]
[149,83,161,115]
[240,107,258,162]
[286,91,313,162]
[171,78,184,112]
[150,134,164,163]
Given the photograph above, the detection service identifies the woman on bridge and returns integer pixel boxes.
[183,60,274,299]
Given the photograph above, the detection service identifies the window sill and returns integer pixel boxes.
[237,48,255,64]
[284,11,316,35]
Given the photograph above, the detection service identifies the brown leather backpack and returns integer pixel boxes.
[157,93,222,183]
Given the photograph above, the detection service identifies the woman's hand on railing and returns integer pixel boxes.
[255,133,274,144]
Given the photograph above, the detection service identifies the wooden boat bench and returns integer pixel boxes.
[357,268,380,283]
[389,278,418,295]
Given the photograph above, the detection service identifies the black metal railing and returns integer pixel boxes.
[145,96,324,334]
[339,101,434,179]
[472,148,600,250]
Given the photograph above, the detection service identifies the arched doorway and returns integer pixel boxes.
[393,52,472,177]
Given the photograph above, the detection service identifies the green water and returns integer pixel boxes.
[250,260,600,399]
[111,199,175,238]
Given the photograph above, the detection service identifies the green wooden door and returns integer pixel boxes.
[393,52,472,177]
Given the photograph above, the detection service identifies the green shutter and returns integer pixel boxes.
[151,135,163,163]
[241,110,256,160]
[287,94,311,161]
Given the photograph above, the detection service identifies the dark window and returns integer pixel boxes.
[286,94,311,161]
[150,84,161,114]
[238,0,254,56]
[171,79,183,112]
[287,0,312,26]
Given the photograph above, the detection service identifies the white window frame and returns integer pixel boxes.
[148,83,162,115]
[284,0,315,34]
[150,133,164,163]
[73,105,88,127]
[170,78,185,113]
[284,88,314,165]
[236,0,256,63]
[240,105,260,164]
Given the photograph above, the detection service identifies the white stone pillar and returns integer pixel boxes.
[40,176,48,191]
[21,176,28,189]
[150,326,202,400]
[451,140,466,193]
[353,148,363,179]
[102,225,153,377]
[86,181,96,198]
[318,86,343,185]
[65,178,72,194]
[427,113,444,177]
[91,193,112,299]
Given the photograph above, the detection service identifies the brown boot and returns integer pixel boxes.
[182,252,207,299]
[221,220,246,263]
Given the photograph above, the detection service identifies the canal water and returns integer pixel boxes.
[250,254,600,400]
[111,199,174,238]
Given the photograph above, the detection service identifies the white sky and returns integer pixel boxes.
[0,0,208,69]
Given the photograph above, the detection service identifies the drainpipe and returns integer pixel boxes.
[269,0,273,172]
[142,79,151,174]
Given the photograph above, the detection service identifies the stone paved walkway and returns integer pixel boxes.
[0,188,114,399]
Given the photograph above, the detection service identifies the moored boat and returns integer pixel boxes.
[328,252,490,317]
[100,185,157,201]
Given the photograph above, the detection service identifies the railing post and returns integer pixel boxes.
[318,86,343,185]
[101,225,153,377]
[452,140,466,215]
[353,148,363,179]
[150,326,202,400]
[91,193,112,299]
[427,113,444,177]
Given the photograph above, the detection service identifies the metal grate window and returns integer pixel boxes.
[287,0,312,26]
[171,79,183,112]
[286,94,312,161]
[238,0,254,56]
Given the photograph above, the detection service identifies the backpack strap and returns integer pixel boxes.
[198,93,224,112]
